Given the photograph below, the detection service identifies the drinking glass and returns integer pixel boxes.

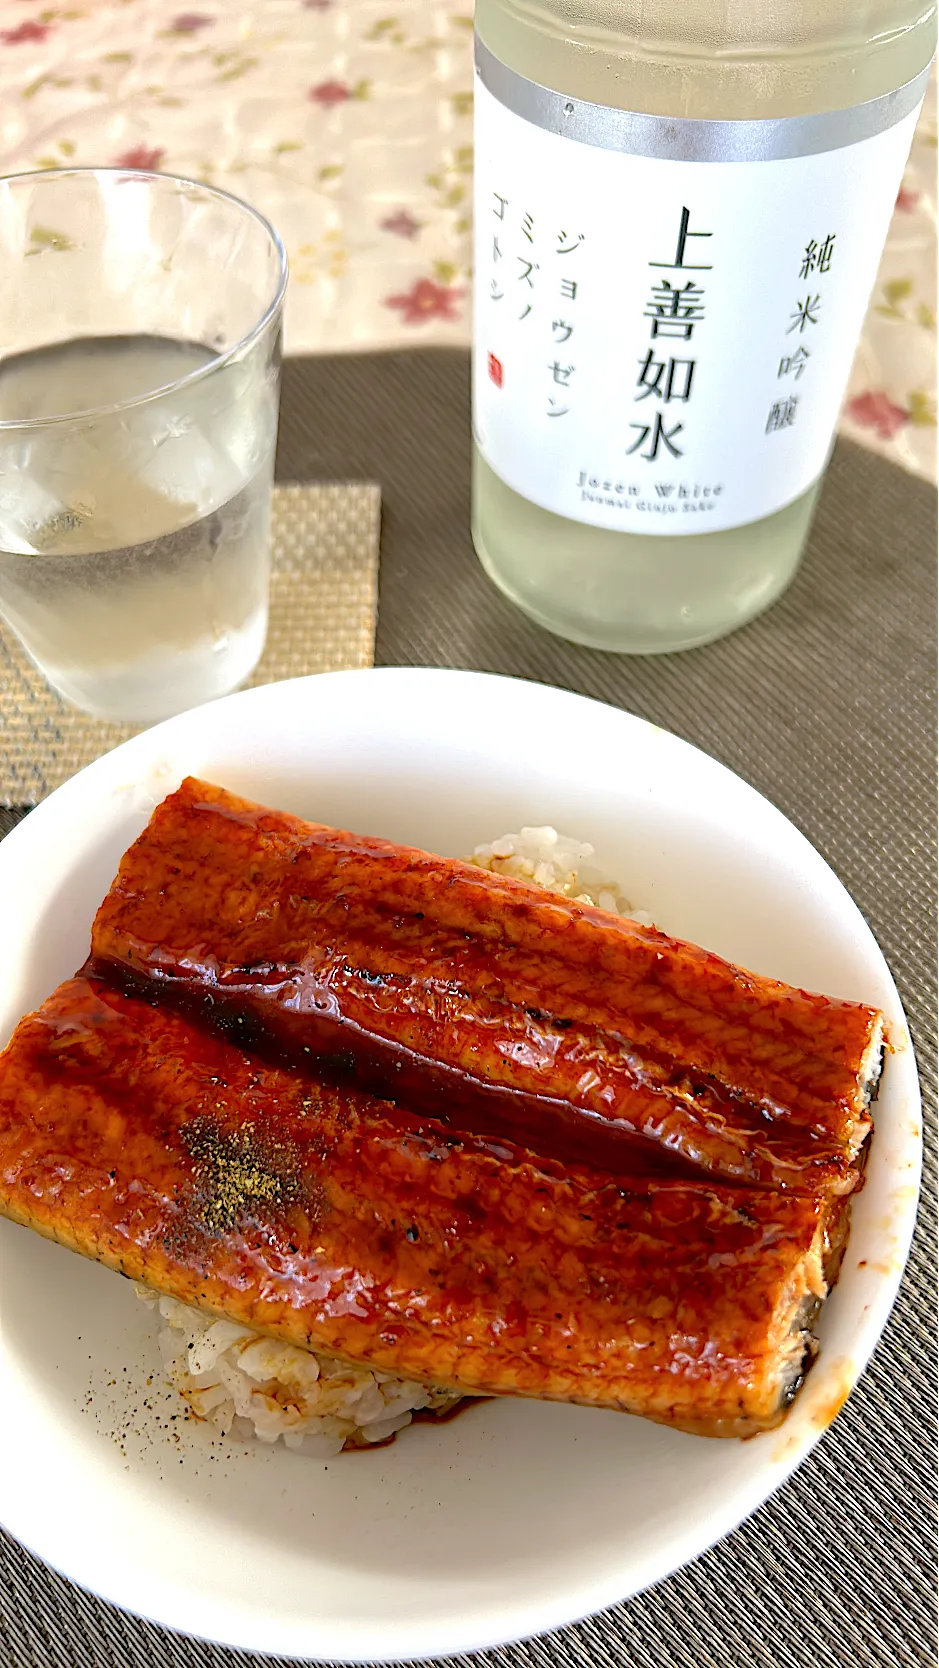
[0,169,287,723]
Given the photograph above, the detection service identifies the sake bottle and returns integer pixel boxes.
[471,2,935,652]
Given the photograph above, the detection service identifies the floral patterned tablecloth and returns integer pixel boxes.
[1,0,935,482]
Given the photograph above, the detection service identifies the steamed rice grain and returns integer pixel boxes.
[138,1288,462,1458]
[470,826,653,926]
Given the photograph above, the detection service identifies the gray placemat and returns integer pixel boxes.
[1,351,935,1668]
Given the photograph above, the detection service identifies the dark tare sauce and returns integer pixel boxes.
[338,1398,487,1454]
[411,1396,488,1425]
[86,954,703,1184]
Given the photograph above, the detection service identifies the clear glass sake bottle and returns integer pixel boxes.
[471,2,936,653]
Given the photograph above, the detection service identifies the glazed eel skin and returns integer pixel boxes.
[0,976,848,1437]
[89,778,884,1194]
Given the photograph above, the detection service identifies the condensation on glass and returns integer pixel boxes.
[0,170,286,721]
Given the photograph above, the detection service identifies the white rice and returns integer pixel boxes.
[469,825,654,927]
[137,1287,462,1459]
[144,827,653,1456]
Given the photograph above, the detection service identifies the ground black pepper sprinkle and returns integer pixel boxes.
[180,1115,305,1235]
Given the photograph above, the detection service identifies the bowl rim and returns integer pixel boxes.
[0,666,923,1663]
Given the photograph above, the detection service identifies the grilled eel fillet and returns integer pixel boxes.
[0,976,850,1438]
[89,777,884,1194]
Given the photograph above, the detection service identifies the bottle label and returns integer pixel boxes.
[473,44,928,536]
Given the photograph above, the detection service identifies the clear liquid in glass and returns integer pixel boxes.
[0,335,275,723]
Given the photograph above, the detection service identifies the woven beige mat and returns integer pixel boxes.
[0,481,380,805]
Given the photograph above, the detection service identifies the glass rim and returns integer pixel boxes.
[0,167,288,432]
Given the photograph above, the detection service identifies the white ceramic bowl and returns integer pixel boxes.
[0,668,921,1664]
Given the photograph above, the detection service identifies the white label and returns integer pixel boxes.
[473,76,921,535]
